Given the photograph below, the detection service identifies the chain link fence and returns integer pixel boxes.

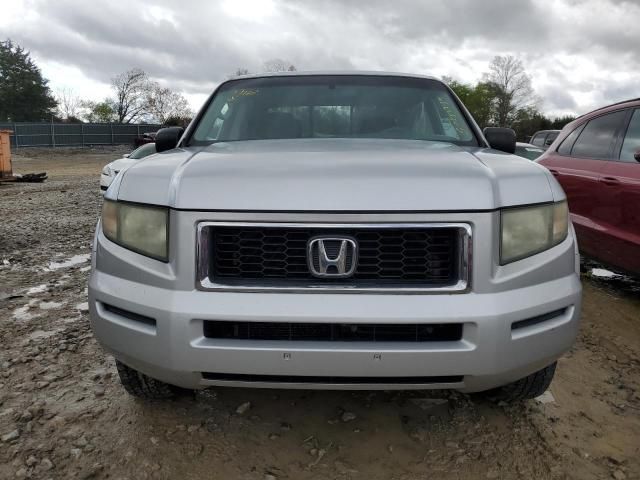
[0,122,161,148]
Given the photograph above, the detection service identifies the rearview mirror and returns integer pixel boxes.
[483,127,516,154]
[155,127,185,153]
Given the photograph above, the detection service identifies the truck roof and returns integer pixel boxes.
[231,70,440,82]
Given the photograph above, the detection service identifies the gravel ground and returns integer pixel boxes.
[1,147,639,480]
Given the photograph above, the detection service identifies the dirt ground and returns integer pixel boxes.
[1,147,639,480]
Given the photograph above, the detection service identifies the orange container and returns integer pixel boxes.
[0,130,13,179]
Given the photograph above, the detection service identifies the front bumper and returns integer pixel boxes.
[88,210,582,392]
[89,272,581,393]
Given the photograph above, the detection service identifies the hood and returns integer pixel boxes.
[114,139,560,211]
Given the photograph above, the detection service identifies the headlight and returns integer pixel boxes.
[102,200,169,261]
[500,201,568,264]
[101,166,112,176]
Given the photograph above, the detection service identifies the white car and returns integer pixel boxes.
[100,143,156,192]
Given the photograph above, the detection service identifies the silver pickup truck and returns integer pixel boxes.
[89,72,582,402]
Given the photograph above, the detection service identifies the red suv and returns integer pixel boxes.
[538,99,640,276]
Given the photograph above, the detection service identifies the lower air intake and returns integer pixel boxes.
[201,372,464,384]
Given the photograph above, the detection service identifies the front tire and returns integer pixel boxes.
[489,362,557,402]
[115,360,190,400]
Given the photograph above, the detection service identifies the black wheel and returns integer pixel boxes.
[489,362,557,402]
[115,360,191,400]
[579,256,589,273]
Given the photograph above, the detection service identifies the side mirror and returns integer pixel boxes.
[122,153,130,158]
[634,149,640,162]
[483,127,516,154]
[155,127,184,153]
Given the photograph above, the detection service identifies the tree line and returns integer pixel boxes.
[74,68,193,125]
[1,38,574,138]
[54,68,194,126]
[444,55,576,140]
[0,39,193,125]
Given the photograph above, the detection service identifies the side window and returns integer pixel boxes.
[531,134,545,147]
[557,124,585,155]
[571,110,628,159]
[545,132,558,146]
[620,109,640,162]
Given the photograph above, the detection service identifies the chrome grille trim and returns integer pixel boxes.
[196,222,472,294]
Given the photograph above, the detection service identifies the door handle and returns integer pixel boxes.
[600,176,620,186]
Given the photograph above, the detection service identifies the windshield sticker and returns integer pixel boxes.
[437,96,465,138]
[229,88,259,103]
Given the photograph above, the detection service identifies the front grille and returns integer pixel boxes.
[203,321,463,342]
[206,225,462,287]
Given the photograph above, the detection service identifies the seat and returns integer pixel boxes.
[259,112,303,139]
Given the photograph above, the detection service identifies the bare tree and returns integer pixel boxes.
[225,67,251,79]
[146,83,193,124]
[56,87,82,120]
[234,68,251,76]
[483,56,537,127]
[110,68,151,123]
[262,59,296,73]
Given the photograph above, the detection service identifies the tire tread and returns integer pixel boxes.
[115,360,177,400]
[493,362,557,402]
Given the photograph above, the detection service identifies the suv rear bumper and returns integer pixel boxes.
[88,268,581,392]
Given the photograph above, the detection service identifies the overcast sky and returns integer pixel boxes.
[2,0,638,118]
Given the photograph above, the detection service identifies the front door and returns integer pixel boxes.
[598,108,640,274]
[542,110,629,261]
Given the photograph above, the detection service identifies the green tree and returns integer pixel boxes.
[511,106,550,141]
[445,71,576,141]
[0,39,57,121]
[81,100,117,123]
[163,115,192,127]
[445,78,497,128]
[508,108,576,142]
[443,77,473,102]
[550,115,576,130]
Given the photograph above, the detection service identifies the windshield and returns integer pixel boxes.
[129,143,156,159]
[189,75,478,146]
